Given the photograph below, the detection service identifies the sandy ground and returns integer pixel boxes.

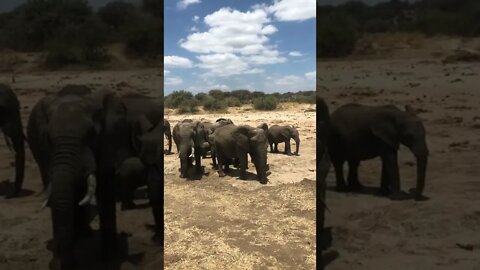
[164,104,317,269]
[319,58,480,269]
[0,69,162,270]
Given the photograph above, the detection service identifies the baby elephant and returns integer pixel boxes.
[267,125,300,155]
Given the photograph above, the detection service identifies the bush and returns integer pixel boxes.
[203,97,227,112]
[253,96,278,111]
[124,12,162,59]
[177,100,199,114]
[318,13,357,57]
[165,90,196,108]
[225,97,242,107]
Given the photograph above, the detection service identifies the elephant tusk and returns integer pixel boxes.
[41,183,52,209]
[79,174,97,206]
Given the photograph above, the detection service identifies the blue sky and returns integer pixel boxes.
[165,0,316,94]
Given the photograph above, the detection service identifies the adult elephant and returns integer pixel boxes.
[0,84,25,198]
[172,120,209,178]
[164,119,172,154]
[118,93,163,243]
[27,88,130,270]
[211,125,268,184]
[267,125,300,155]
[328,103,429,201]
[317,97,331,270]
[202,118,234,159]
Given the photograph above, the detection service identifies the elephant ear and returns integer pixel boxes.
[131,115,153,155]
[233,126,251,152]
[370,120,399,150]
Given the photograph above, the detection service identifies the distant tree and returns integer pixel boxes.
[98,1,136,32]
[208,89,224,99]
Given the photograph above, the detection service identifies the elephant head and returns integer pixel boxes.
[257,123,268,133]
[38,91,128,269]
[370,105,429,200]
[233,126,268,184]
[0,84,25,198]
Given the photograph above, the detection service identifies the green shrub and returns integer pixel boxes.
[203,97,227,112]
[165,90,196,108]
[253,96,278,111]
[318,13,357,57]
[225,97,241,107]
[177,100,199,114]
[45,44,81,69]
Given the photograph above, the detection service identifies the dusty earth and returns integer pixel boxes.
[0,69,162,270]
[164,104,317,269]
[319,51,480,268]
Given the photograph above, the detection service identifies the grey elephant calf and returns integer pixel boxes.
[267,125,300,155]
[329,103,429,201]
[211,124,268,184]
[173,120,209,178]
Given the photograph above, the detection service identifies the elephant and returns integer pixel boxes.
[267,125,300,155]
[0,84,25,198]
[317,97,331,270]
[164,119,172,154]
[211,124,268,184]
[117,93,163,243]
[257,123,268,133]
[328,103,429,201]
[27,88,130,269]
[172,120,209,178]
[202,118,234,159]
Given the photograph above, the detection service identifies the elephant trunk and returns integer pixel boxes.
[294,137,300,155]
[146,165,163,243]
[178,144,192,177]
[414,155,427,199]
[5,113,25,198]
[49,144,81,269]
[252,150,268,184]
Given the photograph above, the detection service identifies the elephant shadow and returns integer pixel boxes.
[0,180,35,198]
[326,185,424,200]
[46,231,146,270]
[221,169,264,182]
[184,165,209,181]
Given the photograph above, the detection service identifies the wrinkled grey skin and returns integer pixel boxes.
[0,84,25,198]
[173,120,209,178]
[267,125,300,155]
[27,86,129,270]
[164,119,172,154]
[317,97,330,270]
[328,104,429,201]
[118,93,163,243]
[211,124,268,184]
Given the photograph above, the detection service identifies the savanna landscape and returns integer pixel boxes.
[0,0,163,269]
[319,1,480,269]
[163,91,317,269]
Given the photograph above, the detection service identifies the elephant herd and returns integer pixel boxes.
[317,96,429,268]
[163,117,301,184]
[0,84,162,270]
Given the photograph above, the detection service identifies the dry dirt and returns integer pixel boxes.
[0,69,162,270]
[164,104,317,269]
[319,55,480,269]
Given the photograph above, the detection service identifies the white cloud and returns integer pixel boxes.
[190,26,199,32]
[180,7,285,76]
[289,51,303,57]
[193,15,200,22]
[165,76,183,86]
[305,71,316,80]
[268,0,316,21]
[196,53,264,77]
[178,0,201,10]
[275,75,303,85]
[164,56,193,69]
[186,84,231,93]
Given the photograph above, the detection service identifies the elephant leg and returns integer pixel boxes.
[378,161,390,195]
[285,140,292,155]
[147,166,163,244]
[211,149,217,169]
[269,143,274,153]
[96,171,118,261]
[168,136,172,154]
[217,156,226,177]
[238,154,248,180]
[347,160,363,191]
[5,128,25,198]
[274,143,279,153]
[332,159,347,192]
[382,153,408,200]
